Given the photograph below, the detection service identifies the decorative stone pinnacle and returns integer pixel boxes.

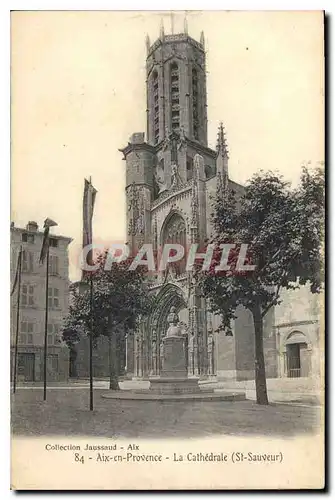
[184,17,188,35]
[160,20,165,39]
[216,122,229,158]
[145,34,150,53]
[200,31,205,47]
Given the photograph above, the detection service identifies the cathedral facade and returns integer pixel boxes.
[120,28,278,382]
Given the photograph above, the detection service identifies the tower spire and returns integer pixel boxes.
[170,12,174,34]
[200,30,205,48]
[216,122,229,196]
[184,15,188,34]
[216,122,229,158]
[145,33,150,54]
[160,19,165,39]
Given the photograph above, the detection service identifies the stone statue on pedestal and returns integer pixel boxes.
[149,309,200,394]
[166,306,182,337]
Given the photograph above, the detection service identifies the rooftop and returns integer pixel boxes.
[11,221,72,242]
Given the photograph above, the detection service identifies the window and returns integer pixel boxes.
[192,68,199,140]
[47,323,60,345]
[21,285,34,306]
[49,238,58,248]
[48,288,59,308]
[22,250,34,273]
[152,71,159,144]
[21,321,34,333]
[205,165,213,178]
[162,214,186,275]
[20,321,34,344]
[47,354,59,372]
[22,233,35,244]
[49,255,59,275]
[170,63,179,131]
[186,156,193,181]
[48,324,54,345]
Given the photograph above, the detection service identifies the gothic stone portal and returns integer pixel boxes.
[152,285,188,378]
[134,284,190,378]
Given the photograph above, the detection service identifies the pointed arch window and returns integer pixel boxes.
[162,213,186,275]
[170,62,180,132]
[152,70,159,144]
[192,68,199,140]
[186,155,193,181]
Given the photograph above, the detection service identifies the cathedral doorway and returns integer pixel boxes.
[147,283,188,375]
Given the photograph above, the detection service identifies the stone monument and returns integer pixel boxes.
[149,306,200,395]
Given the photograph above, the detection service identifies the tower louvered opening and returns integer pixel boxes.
[170,62,180,132]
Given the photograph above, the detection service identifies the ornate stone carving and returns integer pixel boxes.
[178,126,187,150]
[170,163,183,190]
[127,181,138,212]
[166,306,182,338]
[163,213,186,246]
[155,166,167,194]
[193,153,205,180]
[135,213,144,234]
[190,177,199,233]
[170,134,178,163]
[152,215,158,252]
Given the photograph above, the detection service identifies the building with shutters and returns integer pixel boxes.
[10,221,72,382]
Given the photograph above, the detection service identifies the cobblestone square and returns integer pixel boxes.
[11,387,321,439]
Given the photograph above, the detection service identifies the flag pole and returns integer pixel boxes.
[83,176,97,411]
[89,175,94,411]
[43,245,50,401]
[89,274,94,411]
[13,247,22,394]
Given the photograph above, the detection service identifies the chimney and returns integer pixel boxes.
[26,221,39,232]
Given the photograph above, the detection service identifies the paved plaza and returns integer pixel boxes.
[11,385,321,439]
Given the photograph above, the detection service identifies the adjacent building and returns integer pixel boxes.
[10,221,72,382]
[274,286,322,380]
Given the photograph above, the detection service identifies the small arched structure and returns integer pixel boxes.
[146,283,188,375]
[283,330,311,378]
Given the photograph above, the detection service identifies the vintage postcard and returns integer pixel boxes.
[10,10,325,490]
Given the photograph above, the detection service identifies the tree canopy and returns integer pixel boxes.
[63,252,153,346]
[200,165,324,404]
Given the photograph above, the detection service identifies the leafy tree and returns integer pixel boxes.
[201,166,324,404]
[63,252,152,390]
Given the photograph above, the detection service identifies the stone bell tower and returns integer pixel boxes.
[145,27,216,191]
[146,26,208,146]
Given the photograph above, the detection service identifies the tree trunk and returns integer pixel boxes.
[108,334,119,390]
[251,305,269,405]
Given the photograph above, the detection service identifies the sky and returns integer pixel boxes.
[11,11,324,281]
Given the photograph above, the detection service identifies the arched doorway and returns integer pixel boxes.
[147,283,188,375]
[285,331,311,378]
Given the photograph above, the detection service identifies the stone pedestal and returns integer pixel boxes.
[149,335,201,395]
[161,336,187,378]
